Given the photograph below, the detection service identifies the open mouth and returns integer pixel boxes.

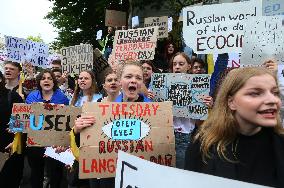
[175,71,181,73]
[128,86,137,93]
[110,85,117,90]
[258,109,277,118]
[43,83,51,87]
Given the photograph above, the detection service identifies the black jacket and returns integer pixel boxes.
[185,128,284,187]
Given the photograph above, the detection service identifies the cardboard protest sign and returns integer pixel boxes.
[105,9,127,27]
[116,151,269,188]
[27,103,81,147]
[263,0,284,16]
[151,73,210,120]
[144,16,168,38]
[0,152,9,172]
[93,48,113,88]
[45,147,75,166]
[241,16,284,66]
[79,102,175,179]
[10,103,32,133]
[113,27,158,61]
[5,36,49,67]
[61,44,93,75]
[182,0,261,54]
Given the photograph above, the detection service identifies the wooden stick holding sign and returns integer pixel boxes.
[27,103,81,147]
[79,102,175,179]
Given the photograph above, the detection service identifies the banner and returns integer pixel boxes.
[105,9,127,27]
[61,44,93,75]
[263,0,284,16]
[151,73,210,120]
[183,0,261,54]
[79,102,175,179]
[113,27,158,61]
[5,36,49,67]
[144,16,168,38]
[115,151,269,188]
[241,16,284,66]
[27,103,81,147]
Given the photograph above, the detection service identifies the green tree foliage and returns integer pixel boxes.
[27,35,44,43]
[46,0,110,49]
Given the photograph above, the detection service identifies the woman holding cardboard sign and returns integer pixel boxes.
[25,69,69,188]
[168,52,213,169]
[69,70,103,188]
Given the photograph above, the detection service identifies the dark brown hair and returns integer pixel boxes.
[36,69,58,91]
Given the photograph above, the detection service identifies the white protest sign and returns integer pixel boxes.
[5,36,49,67]
[44,147,75,166]
[115,151,269,188]
[151,73,210,120]
[96,30,102,40]
[263,0,284,16]
[278,64,284,88]
[241,16,284,65]
[183,0,262,54]
[144,16,168,38]
[113,27,158,61]
[61,44,93,75]
[168,17,173,32]
[132,16,139,28]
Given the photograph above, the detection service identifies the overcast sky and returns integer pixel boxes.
[0,0,58,44]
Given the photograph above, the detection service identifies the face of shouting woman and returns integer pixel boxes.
[78,71,92,92]
[40,73,54,93]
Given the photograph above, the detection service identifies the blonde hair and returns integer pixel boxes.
[116,61,143,80]
[198,67,284,161]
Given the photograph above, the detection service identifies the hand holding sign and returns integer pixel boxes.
[74,116,96,134]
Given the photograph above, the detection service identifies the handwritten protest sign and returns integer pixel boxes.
[79,102,174,179]
[116,151,269,188]
[61,44,93,75]
[241,16,284,66]
[27,103,81,147]
[105,9,127,27]
[45,147,75,166]
[113,27,158,61]
[183,0,261,54]
[10,103,32,133]
[0,152,9,172]
[263,0,284,16]
[5,36,49,67]
[144,16,168,38]
[93,48,113,88]
[151,73,210,120]
[0,49,7,62]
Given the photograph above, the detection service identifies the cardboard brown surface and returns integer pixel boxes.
[105,9,127,27]
[0,152,9,172]
[79,102,175,179]
[144,16,168,38]
[27,103,81,147]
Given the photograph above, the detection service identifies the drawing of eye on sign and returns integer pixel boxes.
[151,73,211,120]
[22,103,82,147]
[78,102,175,179]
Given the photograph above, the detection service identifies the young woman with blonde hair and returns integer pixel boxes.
[185,67,284,187]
